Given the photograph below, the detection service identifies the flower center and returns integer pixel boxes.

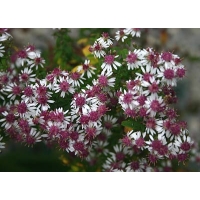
[164,69,175,80]
[149,82,159,93]
[180,142,191,151]
[79,115,89,124]
[146,118,156,129]
[12,86,21,96]
[143,73,152,82]
[75,96,86,107]
[89,111,99,122]
[151,140,162,151]
[17,102,27,114]
[59,81,70,92]
[104,55,115,64]
[18,50,27,58]
[86,127,96,139]
[161,52,172,62]
[135,137,145,148]
[21,73,29,82]
[123,93,133,104]
[120,30,125,36]
[24,87,33,97]
[131,161,140,170]
[176,68,185,78]
[71,72,81,80]
[98,75,108,86]
[70,131,79,141]
[35,57,42,65]
[126,53,137,64]
[6,113,15,123]
[73,141,84,151]
[83,64,89,70]
[122,136,132,146]
[150,100,161,112]
[170,123,181,136]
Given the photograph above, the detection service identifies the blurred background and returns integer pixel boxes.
[0,28,199,171]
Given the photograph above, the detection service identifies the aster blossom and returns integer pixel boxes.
[101,54,121,74]
[97,70,116,88]
[97,32,114,46]
[54,76,75,97]
[28,52,45,69]
[77,60,96,78]
[115,29,128,42]
[89,40,108,58]
[126,50,144,70]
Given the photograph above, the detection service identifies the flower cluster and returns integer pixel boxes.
[0,28,191,171]
[102,48,190,171]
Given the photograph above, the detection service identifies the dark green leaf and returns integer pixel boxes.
[121,117,146,132]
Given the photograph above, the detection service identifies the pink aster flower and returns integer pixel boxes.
[146,134,168,157]
[97,32,114,46]
[145,117,162,135]
[115,29,128,42]
[19,67,36,83]
[159,51,176,68]
[34,80,54,111]
[71,92,99,117]
[119,89,139,111]
[102,114,118,135]
[141,48,160,69]
[101,54,121,73]
[24,127,45,146]
[88,110,102,126]
[69,131,88,156]
[128,130,147,150]
[157,65,177,86]
[89,41,108,58]
[145,93,165,117]
[4,82,22,100]
[126,50,143,70]
[156,119,172,138]
[54,76,75,97]
[15,48,36,67]
[77,60,96,78]
[136,62,157,82]
[93,140,109,155]
[28,52,45,70]
[0,111,17,130]
[84,123,102,141]
[69,71,85,88]
[111,144,128,162]
[21,85,36,103]
[97,70,116,88]
[174,135,193,153]
[175,65,186,79]
[141,76,161,96]
[50,107,71,127]
[15,99,37,118]
[46,121,61,139]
